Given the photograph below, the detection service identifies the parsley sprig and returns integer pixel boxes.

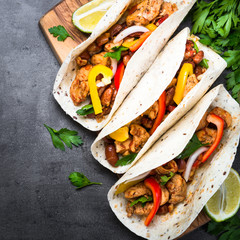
[192,0,240,102]
[130,196,153,207]
[48,25,74,41]
[207,215,240,240]
[115,153,137,167]
[44,124,83,151]
[69,172,102,189]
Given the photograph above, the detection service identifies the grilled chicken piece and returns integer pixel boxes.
[126,0,163,26]
[166,174,187,204]
[183,74,199,98]
[70,64,92,105]
[209,107,232,128]
[76,56,88,67]
[91,52,111,66]
[126,202,153,217]
[125,182,152,199]
[129,124,150,153]
[143,101,159,120]
[196,111,208,131]
[104,40,123,52]
[115,138,132,156]
[155,160,178,175]
[196,127,217,145]
[161,2,178,16]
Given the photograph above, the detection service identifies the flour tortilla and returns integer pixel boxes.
[108,85,240,240]
[53,0,196,131]
[91,27,227,174]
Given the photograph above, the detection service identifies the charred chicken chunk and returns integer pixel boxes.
[209,107,232,128]
[155,160,178,175]
[104,40,123,52]
[196,127,217,145]
[76,56,88,67]
[125,182,152,199]
[166,174,187,204]
[115,138,132,156]
[143,101,159,120]
[161,2,178,16]
[129,124,150,153]
[91,52,111,66]
[70,64,92,105]
[126,0,163,26]
[183,74,199,98]
[196,111,208,131]
[126,202,153,217]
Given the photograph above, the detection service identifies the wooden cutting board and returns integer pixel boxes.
[39,0,210,237]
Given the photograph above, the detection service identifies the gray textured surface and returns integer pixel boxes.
[0,1,239,240]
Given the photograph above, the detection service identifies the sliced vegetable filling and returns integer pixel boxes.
[70,0,179,122]
[104,40,209,167]
[118,107,232,226]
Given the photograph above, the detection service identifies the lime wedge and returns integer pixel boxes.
[205,168,240,222]
[72,0,115,33]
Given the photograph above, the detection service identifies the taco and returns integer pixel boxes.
[107,85,240,240]
[53,0,196,131]
[91,27,227,174]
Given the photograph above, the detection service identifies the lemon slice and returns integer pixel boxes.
[205,168,240,222]
[72,0,115,33]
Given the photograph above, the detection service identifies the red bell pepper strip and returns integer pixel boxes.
[129,31,151,52]
[144,177,162,227]
[114,62,125,91]
[156,14,169,26]
[201,113,224,163]
[149,91,166,135]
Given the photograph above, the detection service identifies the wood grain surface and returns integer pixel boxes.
[39,0,210,237]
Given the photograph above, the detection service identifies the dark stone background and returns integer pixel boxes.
[0,1,239,239]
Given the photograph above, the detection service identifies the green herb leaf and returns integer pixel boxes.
[160,172,175,185]
[69,172,102,189]
[130,196,153,207]
[207,215,240,240]
[76,104,94,116]
[115,153,137,167]
[192,40,199,52]
[104,46,129,61]
[48,25,74,41]
[199,59,209,69]
[176,134,207,159]
[44,124,83,151]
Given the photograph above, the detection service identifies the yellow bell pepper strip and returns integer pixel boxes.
[173,63,193,105]
[122,39,138,48]
[88,65,113,115]
[149,91,166,135]
[109,126,129,142]
[145,23,157,31]
[129,31,151,52]
[144,177,162,226]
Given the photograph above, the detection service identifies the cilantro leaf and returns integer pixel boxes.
[176,134,207,159]
[69,172,102,189]
[160,172,175,185]
[48,25,73,42]
[76,104,94,116]
[44,124,83,151]
[130,196,153,207]
[199,59,209,69]
[104,46,128,61]
[115,153,137,167]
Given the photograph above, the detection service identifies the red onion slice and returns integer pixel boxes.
[113,26,149,44]
[183,146,209,182]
